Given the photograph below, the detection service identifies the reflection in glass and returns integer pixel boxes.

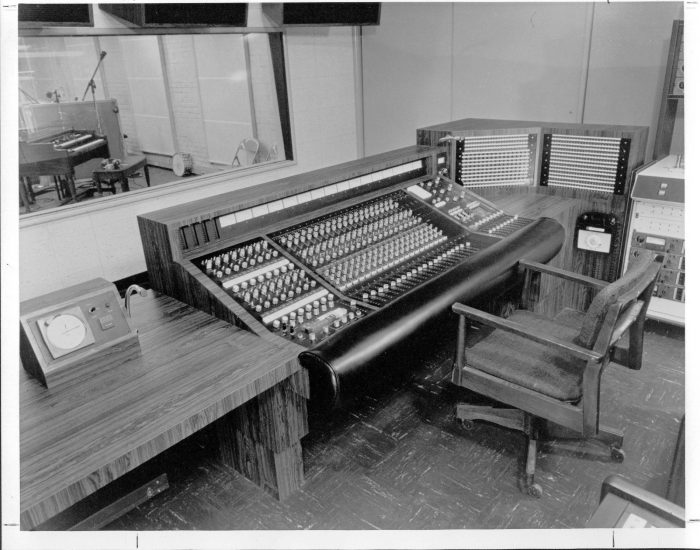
[18,32,290,214]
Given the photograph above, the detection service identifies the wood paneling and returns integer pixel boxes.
[417,118,648,313]
[20,291,306,529]
[139,145,432,228]
[216,371,309,501]
[137,146,437,341]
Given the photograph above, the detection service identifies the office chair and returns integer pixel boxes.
[451,251,661,497]
[232,137,260,167]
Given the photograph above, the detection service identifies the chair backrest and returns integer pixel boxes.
[574,251,661,350]
[232,137,260,166]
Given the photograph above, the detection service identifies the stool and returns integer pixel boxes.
[92,155,150,196]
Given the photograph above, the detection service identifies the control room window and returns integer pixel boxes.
[18,32,292,214]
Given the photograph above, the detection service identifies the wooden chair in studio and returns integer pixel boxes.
[450,250,662,497]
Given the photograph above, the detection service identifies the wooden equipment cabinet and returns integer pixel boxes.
[418,118,648,315]
[20,291,308,529]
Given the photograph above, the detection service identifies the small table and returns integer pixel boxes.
[586,475,684,528]
[20,291,308,529]
[92,155,150,195]
[19,157,77,211]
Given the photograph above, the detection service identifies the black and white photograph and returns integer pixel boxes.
[1,1,696,549]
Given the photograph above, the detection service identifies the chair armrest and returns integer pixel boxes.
[518,259,608,292]
[610,300,645,345]
[601,474,685,526]
[452,302,603,363]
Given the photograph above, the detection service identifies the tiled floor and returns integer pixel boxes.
[99,320,684,531]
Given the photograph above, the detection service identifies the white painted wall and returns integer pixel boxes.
[450,3,592,123]
[17,2,685,300]
[362,2,683,158]
[19,27,359,300]
[583,2,684,160]
[360,3,453,156]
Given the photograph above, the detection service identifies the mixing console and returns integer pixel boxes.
[140,144,567,410]
[196,238,369,346]
[406,177,532,237]
[272,191,482,308]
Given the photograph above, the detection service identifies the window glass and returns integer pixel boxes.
[18,32,291,215]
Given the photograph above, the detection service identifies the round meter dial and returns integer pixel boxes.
[44,314,88,350]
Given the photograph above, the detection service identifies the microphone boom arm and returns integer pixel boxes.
[81,51,107,102]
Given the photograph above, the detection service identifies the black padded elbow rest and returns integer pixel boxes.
[299,217,565,410]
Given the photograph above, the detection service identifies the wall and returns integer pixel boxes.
[18,27,359,300]
[17,2,685,300]
[362,2,683,160]
[583,1,684,162]
[360,3,453,156]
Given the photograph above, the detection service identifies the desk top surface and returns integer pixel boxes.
[587,493,682,528]
[20,291,301,515]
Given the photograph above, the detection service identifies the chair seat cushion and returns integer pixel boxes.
[512,308,584,340]
[464,309,586,402]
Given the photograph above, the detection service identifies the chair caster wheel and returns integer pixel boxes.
[460,419,475,431]
[611,447,625,463]
[525,483,543,498]
[518,478,543,498]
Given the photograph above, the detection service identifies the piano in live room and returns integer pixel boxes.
[19,128,109,209]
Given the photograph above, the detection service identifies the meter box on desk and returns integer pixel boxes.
[623,155,684,325]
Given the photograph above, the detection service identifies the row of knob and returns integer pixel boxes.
[420,178,472,206]
[270,296,337,326]
[228,265,320,315]
[483,217,520,235]
[355,241,471,303]
[202,240,278,278]
[200,238,368,347]
[299,213,421,268]
[273,305,364,343]
[470,212,516,233]
[418,178,519,233]
[320,224,447,291]
[277,198,401,250]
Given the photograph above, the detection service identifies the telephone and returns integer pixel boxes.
[575,212,616,254]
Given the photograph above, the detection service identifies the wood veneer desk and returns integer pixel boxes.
[20,291,308,530]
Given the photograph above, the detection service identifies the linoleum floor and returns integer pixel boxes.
[104,321,684,530]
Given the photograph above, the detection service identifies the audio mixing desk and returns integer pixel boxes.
[139,146,564,410]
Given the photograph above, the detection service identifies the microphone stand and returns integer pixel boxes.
[81,51,107,135]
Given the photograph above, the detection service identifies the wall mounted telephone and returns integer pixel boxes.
[575,212,616,254]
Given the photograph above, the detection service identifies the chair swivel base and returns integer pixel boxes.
[455,403,625,498]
